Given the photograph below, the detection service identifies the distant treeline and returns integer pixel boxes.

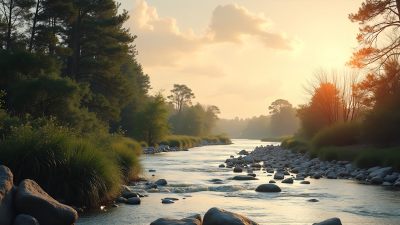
[213,99,299,139]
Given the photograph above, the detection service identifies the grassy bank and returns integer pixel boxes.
[0,119,141,208]
[281,122,400,170]
[158,135,231,148]
[261,136,292,142]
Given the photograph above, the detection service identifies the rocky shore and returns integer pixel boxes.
[0,165,78,225]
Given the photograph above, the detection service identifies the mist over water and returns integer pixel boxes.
[77,139,400,225]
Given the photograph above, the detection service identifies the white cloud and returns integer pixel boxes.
[126,0,299,67]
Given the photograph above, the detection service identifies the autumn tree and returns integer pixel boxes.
[349,0,400,69]
[168,84,195,112]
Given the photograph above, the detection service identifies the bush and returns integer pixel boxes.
[311,122,361,150]
[0,122,140,207]
[281,136,309,153]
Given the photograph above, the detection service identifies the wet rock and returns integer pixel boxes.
[0,165,14,225]
[155,179,168,186]
[273,173,284,180]
[149,169,156,172]
[116,197,128,203]
[164,197,179,201]
[300,181,310,184]
[268,180,276,184]
[281,178,293,184]
[326,172,337,179]
[126,197,141,205]
[15,179,78,225]
[151,214,202,225]
[233,167,243,173]
[308,199,319,202]
[247,173,256,178]
[13,214,40,225]
[369,167,392,178]
[370,177,383,185]
[312,217,342,225]
[203,207,258,225]
[232,175,258,181]
[255,184,281,193]
[312,173,322,179]
[161,199,174,204]
[218,164,225,168]
[383,174,398,183]
[382,182,392,186]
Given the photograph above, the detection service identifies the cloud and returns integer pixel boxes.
[127,1,299,67]
[208,4,297,50]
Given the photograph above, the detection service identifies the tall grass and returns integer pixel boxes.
[281,136,309,153]
[311,122,361,150]
[159,135,231,148]
[0,122,142,207]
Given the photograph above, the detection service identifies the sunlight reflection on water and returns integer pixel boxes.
[77,139,400,225]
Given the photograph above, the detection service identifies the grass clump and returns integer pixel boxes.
[159,135,231,148]
[0,120,142,207]
[281,136,309,153]
[261,136,292,142]
[311,122,361,150]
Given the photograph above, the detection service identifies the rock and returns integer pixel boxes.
[203,207,258,225]
[308,199,319,202]
[232,175,258,181]
[382,182,392,186]
[255,184,281,193]
[238,150,249,155]
[155,179,168,186]
[151,214,202,225]
[0,165,14,225]
[384,174,398,183]
[394,180,400,187]
[369,167,393,178]
[268,180,276,184]
[13,214,40,225]
[370,176,383,185]
[313,217,342,225]
[15,179,78,225]
[312,173,322,179]
[116,197,128,203]
[300,181,310,184]
[164,197,179,201]
[161,199,174,204]
[218,164,225,168]
[247,173,256,178]
[233,167,243,173]
[149,169,156,172]
[281,178,293,184]
[273,173,284,180]
[121,190,138,199]
[126,197,141,205]
[326,172,337,179]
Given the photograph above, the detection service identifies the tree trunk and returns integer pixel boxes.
[6,0,13,50]
[68,10,81,79]
[29,0,40,52]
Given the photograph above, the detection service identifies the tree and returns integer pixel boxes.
[349,0,400,69]
[167,84,195,112]
[268,99,298,137]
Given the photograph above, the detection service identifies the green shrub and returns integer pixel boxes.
[0,123,126,207]
[311,122,361,150]
[281,136,309,153]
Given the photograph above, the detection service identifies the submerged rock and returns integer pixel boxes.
[232,175,258,181]
[15,179,78,225]
[0,165,14,225]
[300,181,310,184]
[161,199,174,204]
[203,207,258,225]
[312,217,342,225]
[255,184,281,193]
[155,179,168,186]
[150,214,202,225]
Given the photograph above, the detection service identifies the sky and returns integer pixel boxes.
[119,0,364,119]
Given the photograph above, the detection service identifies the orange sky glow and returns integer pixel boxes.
[119,0,364,119]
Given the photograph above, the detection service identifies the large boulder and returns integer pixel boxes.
[312,217,342,225]
[0,165,15,225]
[203,207,258,225]
[13,214,40,225]
[150,214,202,225]
[15,179,78,225]
[255,184,281,193]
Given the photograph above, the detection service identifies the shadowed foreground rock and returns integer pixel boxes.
[15,179,78,225]
[0,165,15,225]
[203,207,258,225]
[13,214,40,225]
[150,214,202,225]
[313,217,342,225]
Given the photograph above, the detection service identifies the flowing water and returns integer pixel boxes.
[77,139,400,225]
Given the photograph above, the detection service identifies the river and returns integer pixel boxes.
[77,139,400,225]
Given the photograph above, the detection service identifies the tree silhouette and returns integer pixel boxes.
[167,84,195,112]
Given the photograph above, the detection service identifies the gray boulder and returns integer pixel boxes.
[281,178,293,184]
[232,175,258,181]
[369,167,392,178]
[151,214,202,225]
[155,179,168,186]
[203,207,258,225]
[370,177,383,185]
[313,217,342,225]
[233,167,243,173]
[384,174,398,183]
[126,197,141,205]
[13,214,40,225]
[15,179,78,225]
[255,184,281,193]
[0,165,14,225]
[273,173,284,180]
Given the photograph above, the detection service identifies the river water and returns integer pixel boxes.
[77,139,400,225]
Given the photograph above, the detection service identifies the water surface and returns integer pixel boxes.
[78,139,400,225]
